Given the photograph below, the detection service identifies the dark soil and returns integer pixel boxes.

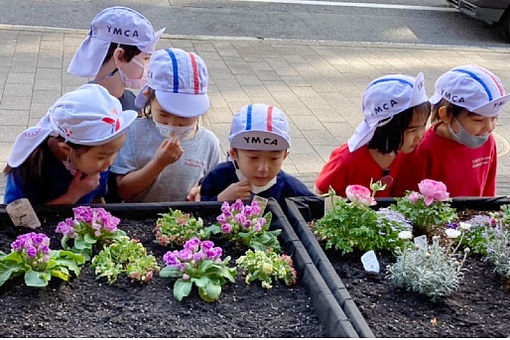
[317,211,510,338]
[0,217,325,337]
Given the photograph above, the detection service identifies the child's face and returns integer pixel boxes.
[150,99,199,126]
[399,109,428,153]
[231,149,289,187]
[119,52,151,79]
[70,134,127,176]
[450,110,497,136]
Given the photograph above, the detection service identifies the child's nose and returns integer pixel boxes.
[257,160,269,172]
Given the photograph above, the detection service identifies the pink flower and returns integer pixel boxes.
[418,179,449,206]
[345,185,376,206]
[408,191,421,203]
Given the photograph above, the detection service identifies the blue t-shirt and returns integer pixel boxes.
[200,161,315,207]
[4,150,108,205]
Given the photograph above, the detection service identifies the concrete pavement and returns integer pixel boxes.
[1,24,510,201]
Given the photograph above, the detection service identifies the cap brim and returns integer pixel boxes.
[69,109,138,146]
[135,84,150,109]
[429,93,442,105]
[473,93,510,117]
[67,36,111,78]
[230,131,290,151]
[139,27,165,53]
[155,90,209,117]
[8,127,52,168]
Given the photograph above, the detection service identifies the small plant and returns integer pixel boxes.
[236,249,297,289]
[55,206,126,260]
[160,237,237,302]
[92,237,159,284]
[210,199,280,252]
[386,232,469,302]
[484,227,510,278]
[154,209,208,247]
[0,232,85,287]
[392,179,458,235]
[315,184,411,255]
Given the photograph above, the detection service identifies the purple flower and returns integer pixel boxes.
[72,206,94,224]
[11,232,51,264]
[163,250,180,267]
[250,201,261,216]
[193,252,206,262]
[178,249,193,261]
[232,199,244,212]
[221,223,233,234]
[25,246,37,258]
[184,237,200,252]
[221,201,231,214]
[56,218,76,237]
[446,223,458,229]
[201,240,214,250]
[205,247,223,260]
[235,213,247,225]
[253,223,262,232]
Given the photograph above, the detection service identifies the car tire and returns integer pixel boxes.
[498,7,510,40]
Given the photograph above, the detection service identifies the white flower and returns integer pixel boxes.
[398,230,413,241]
[459,222,472,231]
[445,228,461,239]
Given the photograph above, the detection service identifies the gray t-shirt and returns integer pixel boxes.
[111,117,220,202]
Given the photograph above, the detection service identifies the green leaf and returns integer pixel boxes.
[25,270,51,287]
[0,261,25,286]
[160,267,183,278]
[204,224,221,235]
[1,251,24,263]
[50,269,70,281]
[74,235,86,250]
[84,233,97,244]
[191,276,210,288]
[173,279,193,301]
[199,282,222,302]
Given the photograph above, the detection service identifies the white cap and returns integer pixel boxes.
[8,84,137,168]
[347,72,428,152]
[229,104,290,151]
[429,65,510,117]
[68,6,165,78]
[135,48,209,117]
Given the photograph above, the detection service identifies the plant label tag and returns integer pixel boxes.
[252,195,269,213]
[414,235,428,251]
[6,198,41,229]
[361,250,380,273]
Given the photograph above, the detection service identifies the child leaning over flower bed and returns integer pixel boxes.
[200,104,315,208]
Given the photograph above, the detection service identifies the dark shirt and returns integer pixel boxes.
[200,161,315,208]
[4,148,108,205]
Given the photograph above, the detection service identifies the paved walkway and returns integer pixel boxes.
[1,24,510,201]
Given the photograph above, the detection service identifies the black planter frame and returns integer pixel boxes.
[0,199,358,337]
[284,195,510,338]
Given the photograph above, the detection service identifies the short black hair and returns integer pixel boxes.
[367,101,430,154]
[102,43,141,65]
[430,98,468,123]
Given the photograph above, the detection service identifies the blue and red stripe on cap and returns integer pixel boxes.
[244,104,274,132]
[165,48,200,94]
[453,66,504,101]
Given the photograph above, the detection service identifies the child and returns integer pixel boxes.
[110,48,221,202]
[200,103,314,205]
[3,84,137,205]
[68,6,164,111]
[314,73,430,197]
[409,65,510,196]
[67,6,164,202]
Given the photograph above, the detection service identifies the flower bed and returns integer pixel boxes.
[285,195,510,337]
[0,200,354,337]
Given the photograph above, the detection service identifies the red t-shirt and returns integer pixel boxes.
[315,144,411,197]
[403,124,497,197]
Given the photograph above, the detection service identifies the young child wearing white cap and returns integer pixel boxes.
[110,48,220,202]
[200,103,314,205]
[3,84,137,205]
[404,65,510,196]
[67,6,164,203]
[314,73,430,197]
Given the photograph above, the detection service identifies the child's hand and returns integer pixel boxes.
[186,185,201,201]
[66,171,101,202]
[217,180,252,201]
[154,136,183,168]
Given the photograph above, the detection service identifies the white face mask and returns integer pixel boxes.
[118,58,147,89]
[153,120,197,140]
[233,160,277,194]
[62,156,78,176]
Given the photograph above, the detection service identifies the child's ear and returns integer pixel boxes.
[230,148,238,160]
[113,47,126,67]
[437,106,451,124]
[283,150,289,160]
[57,141,72,157]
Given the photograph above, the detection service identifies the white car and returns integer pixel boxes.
[447,0,510,39]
